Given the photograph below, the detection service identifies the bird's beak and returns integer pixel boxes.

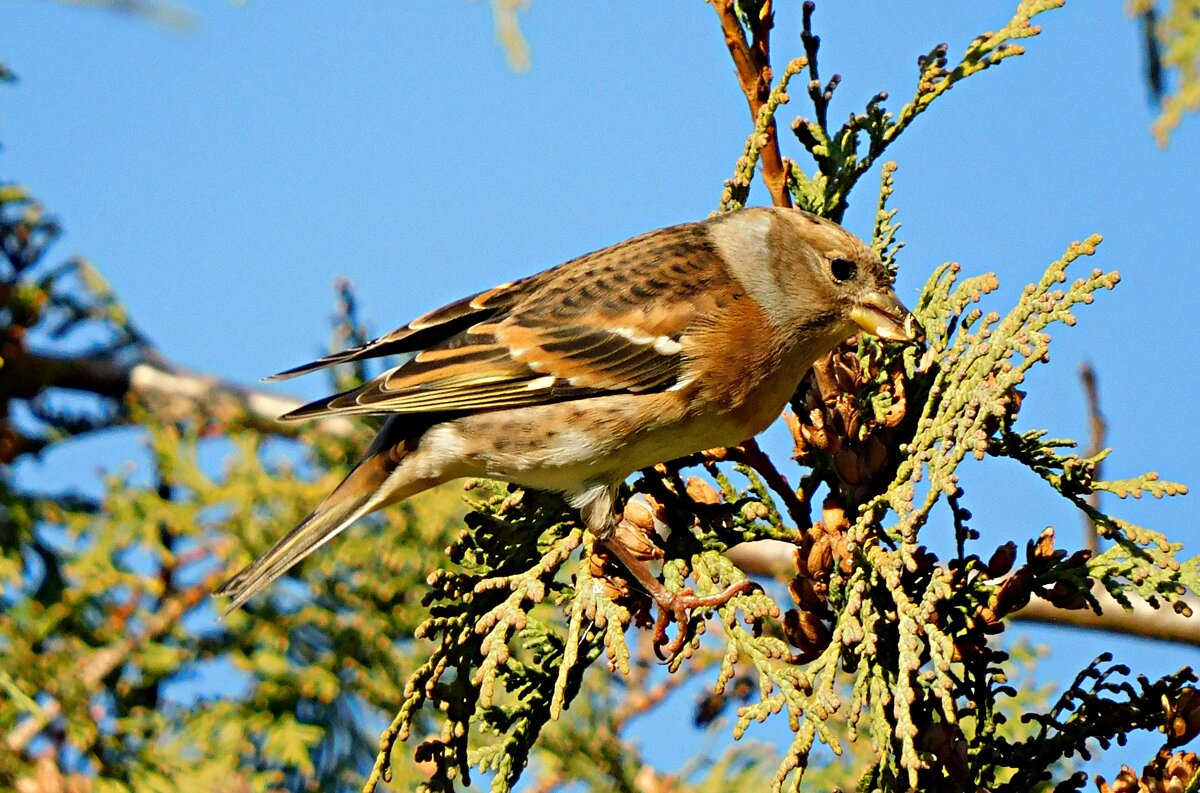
[851,290,923,342]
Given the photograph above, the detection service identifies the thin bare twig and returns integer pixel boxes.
[727,438,809,527]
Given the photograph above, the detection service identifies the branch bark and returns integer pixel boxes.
[1,347,355,455]
[711,0,792,208]
[127,358,355,438]
[1014,583,1200,648]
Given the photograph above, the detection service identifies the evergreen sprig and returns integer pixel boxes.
[788,0,1066,220]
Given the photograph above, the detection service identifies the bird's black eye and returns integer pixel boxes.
[830,257,857,282]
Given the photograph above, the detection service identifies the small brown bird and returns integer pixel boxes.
[217,207,919,623]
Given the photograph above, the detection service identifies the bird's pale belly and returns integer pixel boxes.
[443,355,813,493]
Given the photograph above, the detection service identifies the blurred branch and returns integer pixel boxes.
[0,351,132,402]
[1014,583,1200,648]
[1137,1,1167,99]
[722,539,1200,647]
[1079,362,1106,554]
[5,583,207,754]
[0,349,355,461]
[487,0,531,72]
[127,357,356,439]
[51,0,196,30]
[724,538,798,579]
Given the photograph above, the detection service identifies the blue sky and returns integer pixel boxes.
[4,0,1198,782]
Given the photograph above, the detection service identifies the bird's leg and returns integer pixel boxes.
[599,516,754,661]
[577,486,752,659]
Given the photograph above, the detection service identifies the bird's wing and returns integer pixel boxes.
[274,221,735,420]
[264,280,530,381]
[278,320,690,420]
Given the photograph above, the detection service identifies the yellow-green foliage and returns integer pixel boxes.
[1,403,469,791]
[1130,0,1200,144]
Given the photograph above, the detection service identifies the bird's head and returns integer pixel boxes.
[711,207,923,347]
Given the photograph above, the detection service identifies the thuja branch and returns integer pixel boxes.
[788,0,1064,219]
[881,236,1122,542]
[715,233,1193,789]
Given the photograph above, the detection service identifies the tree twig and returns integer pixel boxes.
[710,0,792,208]
[727,438,809,527]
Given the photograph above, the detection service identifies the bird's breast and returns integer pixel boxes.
[437,321,848,493]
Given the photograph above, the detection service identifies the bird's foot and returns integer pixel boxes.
[597,516,756,663]
[649,579,755,661]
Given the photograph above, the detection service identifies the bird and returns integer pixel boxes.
[216,206,920,632]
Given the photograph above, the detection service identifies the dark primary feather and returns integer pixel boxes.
[263,279,529,382]
[215,417,421,612]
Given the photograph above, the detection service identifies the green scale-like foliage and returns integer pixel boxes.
[1,406,472,791]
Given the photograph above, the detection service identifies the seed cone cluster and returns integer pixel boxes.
[1097,748,1200,793]
[788,346,912,496]
[781,343,917,658]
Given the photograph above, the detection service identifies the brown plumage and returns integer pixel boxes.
[216,207,920,623]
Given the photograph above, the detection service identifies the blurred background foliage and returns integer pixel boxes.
[1127,0,1200,144]
[0,2,1198,793]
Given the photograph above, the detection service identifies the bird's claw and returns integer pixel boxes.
[651,579,755,661]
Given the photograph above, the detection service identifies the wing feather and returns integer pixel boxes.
[272,219,735,420]
[278,324,687,421]
[264,281,527,381]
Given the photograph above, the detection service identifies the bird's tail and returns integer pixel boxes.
[215,418,420,614]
